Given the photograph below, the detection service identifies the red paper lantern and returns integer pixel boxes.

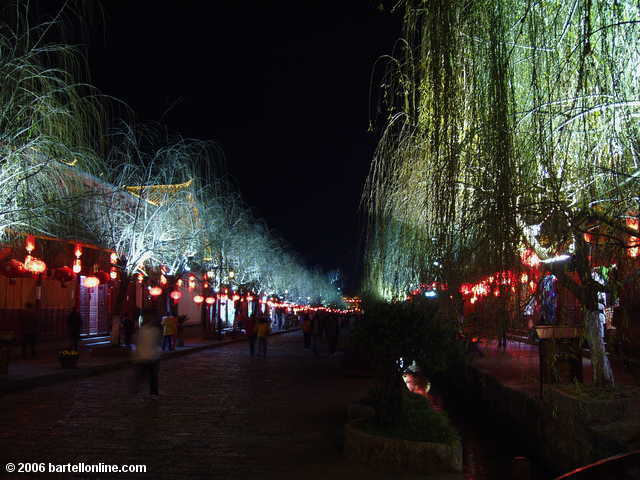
[193,295,204,304]
[149,286,163,296]
[170,290,182,301]
[24,256,46,274]
[205,296,215,305]
[110,252,118,264]
[53,266,75,283]
[72,259,82,274]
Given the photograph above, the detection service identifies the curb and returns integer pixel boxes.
[0,328,299,394]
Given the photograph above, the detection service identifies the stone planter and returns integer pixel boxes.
[58,356,79,369]
[344,419,463,475]
[535,325,583,339]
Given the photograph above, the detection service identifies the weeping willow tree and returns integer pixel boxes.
[0,1,107,239]
[365,0,640,386]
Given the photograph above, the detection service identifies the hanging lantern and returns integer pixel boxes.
[232,294,240,301]
[137,273,144,283]
[160,274,168,285]
[24,255,46,274]
[205,296,215,305]
[203,282,209,288]
[170,290,182,302]
[72,245,82,274]
[493,289,500,297]
[149,286,163,296]
[193,295,204,304]
[626,217,639,258]
[83,276,100,288]
[110,252,118,264]
[521,249,540,268]
[25,235,35,254]
[177,279,183,287]
[110,267,118,280]
[188,276,196,289]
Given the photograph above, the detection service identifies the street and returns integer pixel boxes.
[1,332,446,479]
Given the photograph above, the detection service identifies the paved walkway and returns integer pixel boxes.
[1,331,458,480]
[0,326,291,393]
[473,338,637,396]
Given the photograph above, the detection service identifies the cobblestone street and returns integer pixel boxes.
[1,332,446,479]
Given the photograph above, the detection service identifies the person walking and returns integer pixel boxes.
[302,313,312,349]
[67,306,81,351]
[311,311,323,357]
[133,317,161,397]
[325,313,339,356]
[21,302,38,359]
[161,314,178,351]
[256,316,271,358]
[245,313,257,356]
[121,312,133,348]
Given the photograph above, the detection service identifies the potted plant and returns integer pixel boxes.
[58,350,80,369]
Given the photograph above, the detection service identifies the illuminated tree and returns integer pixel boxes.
[365,0,640,386]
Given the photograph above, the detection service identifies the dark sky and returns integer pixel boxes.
[85,1,401,293]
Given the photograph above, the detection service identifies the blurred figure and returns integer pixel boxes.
[325,313,339,356]
[302,313,312,349]
[133,315,161,397]
[21,302,38,359]
[121,312,133,348]
[245,313,257,357]
[67,306,81,351]
[311,312,323,357]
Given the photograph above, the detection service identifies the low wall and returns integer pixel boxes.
[466,364,640,474]
[344,419,463,475]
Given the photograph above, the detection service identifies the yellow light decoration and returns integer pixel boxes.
[83,276,100,288]
[149,286,162,296]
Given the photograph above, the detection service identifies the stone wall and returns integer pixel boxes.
[465,365,640,474]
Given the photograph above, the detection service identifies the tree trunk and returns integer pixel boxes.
[585,309,614,386]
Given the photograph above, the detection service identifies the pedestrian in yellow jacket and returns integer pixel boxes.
[256,316,271,357]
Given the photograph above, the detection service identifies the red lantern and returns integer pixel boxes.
[83,276,100,288]
[627,217,639,258]
[0,259,31,278]
[53,266,75,283]
[205,296,215,305]
[232,294,240,301]
[247,295,254,302]
[160,275,168,285]
[110,252,118,264]
[24,256,46,274]
[110,267,118,280]
[72,258,82,274]
[25,235,35,254]
[193,295,204,304]
[170,290,182,302]
[149,286,162,296]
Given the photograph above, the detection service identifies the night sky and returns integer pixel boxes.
[82,1,401,292]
